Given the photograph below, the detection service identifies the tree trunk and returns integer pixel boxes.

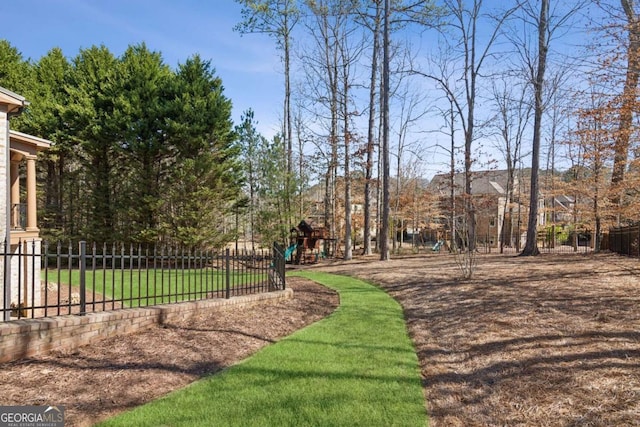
[343,61,352,260]
[283,14,294,226]
[521,0,548,256]
[363,0,381,256]
[380,0,391,261]
[464,108,475,253]
[610,0,640,217]
[449,99,457,252]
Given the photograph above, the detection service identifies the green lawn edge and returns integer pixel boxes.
[97,271,427,427]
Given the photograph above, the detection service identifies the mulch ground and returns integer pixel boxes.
[0,277,339,427]
[2,251,640,426]
[317,251,640,426]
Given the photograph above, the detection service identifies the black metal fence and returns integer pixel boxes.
[476,241,595,255]
[2,241,286,322]
[424,233,595,255]
[485,245,594,254]
[609,224,640,257]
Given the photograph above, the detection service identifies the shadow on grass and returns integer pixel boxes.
[98,271,427,427]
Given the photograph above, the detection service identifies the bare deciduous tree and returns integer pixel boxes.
[412,0,516,276]
[235,0,300,226]
[490,79,532,253]
[517,0,584,255]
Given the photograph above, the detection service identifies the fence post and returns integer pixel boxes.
[30,240,36,316]
[16,242,22,318]
[225,248,231,299]
[3,240,9,321]
[79,241,86,315]
[271,242,286,291]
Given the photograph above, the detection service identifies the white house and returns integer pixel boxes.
[0,86,52,320]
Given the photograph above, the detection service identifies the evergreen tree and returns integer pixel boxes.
[65,45,120,242]
[114,43,173,243]
[160,55,243,248]
[255,134,290,245]
[20,48,74,239]
[0,40,30,93]
[235,109,263,250]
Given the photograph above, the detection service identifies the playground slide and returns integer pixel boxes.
[285,244,298,262]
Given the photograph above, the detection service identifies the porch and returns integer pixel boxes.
[9,130,51,244]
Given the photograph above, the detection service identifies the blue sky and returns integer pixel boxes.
[0,1,606,179]
[0,0,283,137]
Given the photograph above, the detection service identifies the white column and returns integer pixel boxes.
[25,155,37,232]
[10,159,19,229]
[1,106,9,320]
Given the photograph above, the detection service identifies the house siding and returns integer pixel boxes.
[0,106,8,316]
[0,107,7,237]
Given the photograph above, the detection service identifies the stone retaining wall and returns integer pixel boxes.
[0,289,293,363]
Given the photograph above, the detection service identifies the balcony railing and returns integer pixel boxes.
[11,203,26,230]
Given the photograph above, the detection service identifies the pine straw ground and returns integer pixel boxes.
[1,251,639,426]
[317,251,640,426]
[0,278,339,427]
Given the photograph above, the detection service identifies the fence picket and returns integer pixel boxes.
[79,241,86,315]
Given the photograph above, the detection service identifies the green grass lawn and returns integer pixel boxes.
[44,268,267,306]
[97,272,427,427]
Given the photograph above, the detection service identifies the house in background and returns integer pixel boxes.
[427,170,527,248]
[544,194,575,225]
[0,86,52,320]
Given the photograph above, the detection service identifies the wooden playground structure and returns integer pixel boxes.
[286,220,336,264]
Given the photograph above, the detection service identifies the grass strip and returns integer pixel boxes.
[98,271,427,427]
[44,269,266,306]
